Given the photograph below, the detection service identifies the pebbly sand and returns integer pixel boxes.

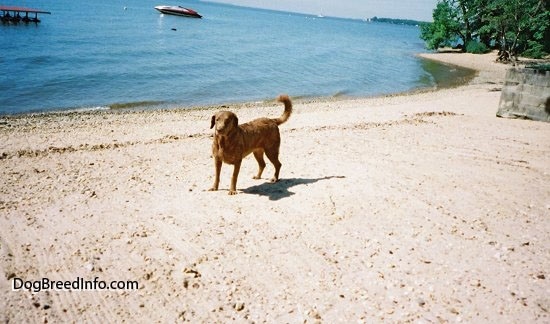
[1,52,549,322]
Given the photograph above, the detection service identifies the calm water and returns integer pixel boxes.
[1,0,460,115]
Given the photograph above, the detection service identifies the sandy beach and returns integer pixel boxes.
[1,52,549,322]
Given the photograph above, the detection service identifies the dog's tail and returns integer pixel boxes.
[274,94,292,125]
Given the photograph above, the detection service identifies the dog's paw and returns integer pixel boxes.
[228,190,238,195]
[269,177,279,183]
[252,175,261,180]
[208,187,218,191]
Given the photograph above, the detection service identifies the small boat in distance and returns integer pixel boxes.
[154,5,202,18]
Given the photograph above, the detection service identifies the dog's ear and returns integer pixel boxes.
[210,114,216,129]
[233,115,238,127]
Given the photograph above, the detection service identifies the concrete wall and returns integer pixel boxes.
[496,68,550,122]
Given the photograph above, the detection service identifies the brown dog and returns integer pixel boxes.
[209,94,292,195]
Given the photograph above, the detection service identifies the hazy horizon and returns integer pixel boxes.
[204,0,438,21]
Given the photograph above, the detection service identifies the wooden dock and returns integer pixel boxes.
[0,6,51,24]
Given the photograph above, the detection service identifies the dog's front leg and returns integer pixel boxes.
[229,160,242,195]
[209,157,222,191]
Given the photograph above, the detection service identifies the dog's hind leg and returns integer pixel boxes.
[252,149,266,179]
[265,148,282,183]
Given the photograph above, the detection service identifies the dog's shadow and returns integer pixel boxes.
[242,176,345,201]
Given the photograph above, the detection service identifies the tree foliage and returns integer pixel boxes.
[420,0,550,60]
[420,1,460,50]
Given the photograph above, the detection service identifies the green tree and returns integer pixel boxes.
[421,0,549,60]
[420,1,460,49]
[451,0,474,46]
[488,0,549,60]
[420,0,479,51]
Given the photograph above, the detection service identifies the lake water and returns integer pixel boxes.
[0,0,467,115]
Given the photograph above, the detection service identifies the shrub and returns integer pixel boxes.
[521,41,548,59]
[525,63,550,72]
[466,40,490,54]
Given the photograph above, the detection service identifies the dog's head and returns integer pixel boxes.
[211,111,238,134]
